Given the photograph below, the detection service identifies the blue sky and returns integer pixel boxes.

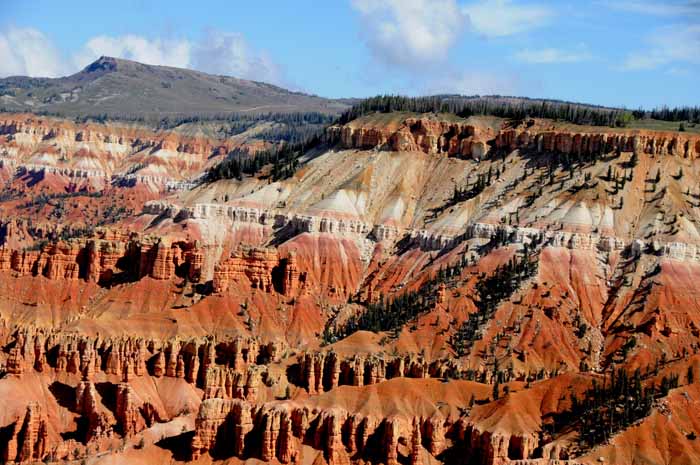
[0,0,698,108]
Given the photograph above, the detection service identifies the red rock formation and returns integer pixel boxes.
[1,329,278,395]
[298,350,462,392]
[213,245,302,295]
[3,403,48,463]
[260,406,298,463]
[190,399,465,465]
[75,380,114,442]
[6,346,26,375]
[115,383,145,437]
[202,365,263,401]
[0,236,203,284]
[410,418,422,465]
[0,112,242,193]
[328,117,492,159]
[329,116,700,160]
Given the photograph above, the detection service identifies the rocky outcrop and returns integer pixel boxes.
[0,235,203,284]
[192,399,504,465]
[184,203,276,225]
[327,118,493,159]
[115,383,145,437]
[0,113,236,192]
[213,245,303,295]
[455,420,543,465]
[6,346,26,375]
[75,380,114,442]
[297,351,463,393]
[182,402,560,465]
[202,365,265,401]
[329,116,700,160]
[2,329,283,390]
[3,403,48,463]
[289,214,372,236]
[494,128,700,159]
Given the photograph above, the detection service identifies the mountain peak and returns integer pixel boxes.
[82,56,121,73]
[0,56,349,118]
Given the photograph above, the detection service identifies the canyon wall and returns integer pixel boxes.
[328,117,700,160]
[213,246,303,295]
[0,235,203,284]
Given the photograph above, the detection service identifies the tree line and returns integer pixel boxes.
[336,95,633,127]
[451,245,541,356]
[206,133,322,182]
[336,95,700,127]
[550,368,681,450]
[637,106,700,123]
[322,254,472,343]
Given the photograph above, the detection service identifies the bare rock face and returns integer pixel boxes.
[328,118,491,158]
[191,398,256,460]
[190,399,455,465]
[2,328,280,392]
[0,235,203,285]
[75,380,114,442]
[329,116,700,160]
[260,405,298,463]
[328,117,492,159]
[410,418,423,465]
[115,383,145,437]
[203,365,264,401]
[0,113,238,193]
[3,403,48,463]
[213,245,302,295]
[6,346,26,375]
[298,350,463,392]
[495,128,700,159]
[455,420,541,465]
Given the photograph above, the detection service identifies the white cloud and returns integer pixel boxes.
[422,69,517,95]
[462,0,553,38]
[74,35,192,70]
[622,25,700,70]
[515,47,593,64]
[0,27,69,77]
[191,30,284,84]
[0,27,287,86]
[351,0,468,67]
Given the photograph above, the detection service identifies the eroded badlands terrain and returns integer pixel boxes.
[1,110,700,465]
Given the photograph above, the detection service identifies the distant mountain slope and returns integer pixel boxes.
[0,56,351,118]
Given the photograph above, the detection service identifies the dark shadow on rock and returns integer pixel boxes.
[155,431,195,461]
[95,382,118,417]
[49,381,77,412]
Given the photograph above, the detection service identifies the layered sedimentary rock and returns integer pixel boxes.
[3,403,48,463]
[0,235,203,284]
[298,351,463,393]
[213,245,303,295]
[202,365,265,401]
[1,329,282,390]
[329,116,700,160]
[327,118,494,159]
[3,106,700,465]
[494,128,700,159]
[115,383,145,437]
[0,113,236,191]
[190,397,556,465]
[75,380,114,441]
